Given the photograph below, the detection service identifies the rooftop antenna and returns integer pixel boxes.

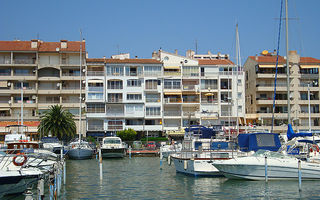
[117,44,120,54]
[195,39,198,54]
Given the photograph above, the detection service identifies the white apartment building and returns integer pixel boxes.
[86,50,245,140]
[0,40,86,140]
[244,50,320,133]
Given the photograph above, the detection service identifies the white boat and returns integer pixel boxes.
[213,150,320,180]
[68,140,94,160]
[160,142,182,158]
[101,137,126,158]
[41,136,64,154]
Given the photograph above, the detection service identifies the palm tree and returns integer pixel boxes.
[38,105,76,141]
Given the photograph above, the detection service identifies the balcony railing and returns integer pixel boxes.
[107,125,123,130]
[164,98,182,103]
[164,72,181,76]
[201,85,218,90]
[182,111,196,116]
[62,87,83,90]
[88,87,104,92]
[13,59,35,64]
[164,85,181,90]
[0,72,11,76]
[14,86,35,90]
[221,111,232,116]
[182,85,196,90]
[87,71,104,76]
[145,98,160,103]
[182,99,199,103]
[38,100,59,104]
[87,108,105,113]
[144,72,162,77]
[107,99,123,103]
[182,73,199,77]
[88,125,104,131]
[14,72,35,76]
[163,111,181,116]
[201,99,218,103]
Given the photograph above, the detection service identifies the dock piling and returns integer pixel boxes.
[265,156,268,182]
[99,148,103,181]
[298,160,302,191]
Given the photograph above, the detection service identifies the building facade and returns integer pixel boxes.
[0,40,86,139]
[244,50,320,133]
[86,50,245,140]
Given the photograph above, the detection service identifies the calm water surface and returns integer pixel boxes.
[5,157,320,199]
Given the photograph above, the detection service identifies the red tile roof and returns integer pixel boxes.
[248,55,286,64]
[198,59,234,65]
[300,57,320,64]
[0,40,85,52]
[87,58,162,64]
[0,121,40,127]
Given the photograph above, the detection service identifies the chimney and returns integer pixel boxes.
[31,39,38,48]
[60,40,68,49]
[175,49,178,55]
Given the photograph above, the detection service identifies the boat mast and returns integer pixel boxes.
[285,0,291,125]
[235,23,241,136]
[21,81,23,135]
[79,30,83,142]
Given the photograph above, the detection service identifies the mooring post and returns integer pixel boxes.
[99,148,103,181]
[298,160,302,191]
[160,147,163,169]
[265,156,268,182]
[129,146,132,159]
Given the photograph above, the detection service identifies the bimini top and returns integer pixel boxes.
[238,132,281,152]
[287,124,312,141]
[184,125,216,139]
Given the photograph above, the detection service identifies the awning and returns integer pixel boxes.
[164,92,182,95]
[259,64,284,68]
[0,81,8,87]
[164,66,180,69]
[88,79,104,83]
[300,65,320,69]
[204,93,214,96]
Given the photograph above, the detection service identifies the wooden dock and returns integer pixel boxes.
[127,149,159,157]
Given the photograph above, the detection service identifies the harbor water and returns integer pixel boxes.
[4,157,320,199]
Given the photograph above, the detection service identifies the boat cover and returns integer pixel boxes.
[238,133,281,152]
[184,125,216,139]
[287,124,312,140]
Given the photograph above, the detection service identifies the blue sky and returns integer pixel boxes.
[1,0,319,64]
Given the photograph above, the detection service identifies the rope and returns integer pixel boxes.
[271,0,284,133]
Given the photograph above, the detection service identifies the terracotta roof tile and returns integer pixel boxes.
[300,57,320,64]
[198,59,234,65]
[0,40,85,52]
[0,121,40,127]
[87,58,162,64]
[248,55,286,64]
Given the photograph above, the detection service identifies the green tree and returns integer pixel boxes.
[117,129,137,141]
[38,105,76,141]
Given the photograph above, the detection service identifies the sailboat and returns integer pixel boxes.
[67,33,94,160]
[213,0,320,180]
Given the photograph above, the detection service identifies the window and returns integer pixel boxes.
[106,66,123,76]
[146,107,160,116]
[237,92,242,98]
[164,79,181,89]
[127,79,141,87]
[144,66,161,76]
[107,80,123,89]
[201,79,217,89]
[127,94,142,100]
[145,80,158,89]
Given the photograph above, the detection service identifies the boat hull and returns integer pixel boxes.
[101,148,126,158]
[213,157,320,180]
[172,156,222,177]
[68,148,93,160]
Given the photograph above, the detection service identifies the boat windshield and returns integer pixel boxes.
[104,139,121,144]
[41,137,59,143]
[252,149,293,159]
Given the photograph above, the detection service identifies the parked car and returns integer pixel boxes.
[133,141,142,149]
[146,141,156,150]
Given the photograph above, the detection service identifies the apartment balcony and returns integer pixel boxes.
[13,59,36,65]
[256,83,292,92]
[61,73,84,81]
[201,99,218,104]
[106,112,124,118]
[125,125,144,131]
[38,87,60,95]
[88,86,104,92]
[257,112,288,119]
[145,98,161,103]
[182,111,197,117]
[182,73,199,78]
[220,111,232,117]
[298,99,319,105]
[61,87,85,94]
[200,112,219,119]
[12,100,36,108]
[256,99,288,105]
[256,73,287,79]
[145,86,158,91]
[144,125,162,131]
[12,87,37,94]
[182,85,198,91]
[145,113,161,118]
[298,84,319,92]
[144,72,162,77]
[107,125,123,131]
[201,72,219,77]
[182,99,200,104]
[0,87,11,94]
[300,74,319,79]
[164,98,182,104]
[163,72,181,77]
[87,71,105,76]
[107,99,123,103]
[299,112,320,118]
[163,111,181,117]
[87,125,104,131]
